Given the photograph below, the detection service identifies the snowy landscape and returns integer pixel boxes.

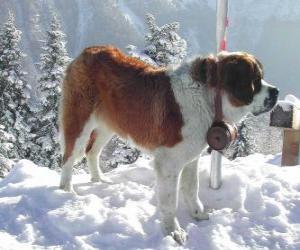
[0,154,300,249]
[0,0,300,249]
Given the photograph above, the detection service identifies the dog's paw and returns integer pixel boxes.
[186,200,209,221]
[164,218,188,245]
[59,182,74,192]
[192,210,209,221]
[171,228,188,245]
[91,175,113,184]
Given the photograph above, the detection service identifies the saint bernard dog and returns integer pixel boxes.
[59,46,279,244]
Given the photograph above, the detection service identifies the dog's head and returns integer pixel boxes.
[191,51,279,121]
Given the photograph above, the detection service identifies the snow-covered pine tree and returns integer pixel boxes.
[126,44,156,66]
[231,118,254,159]
[0,124,15,178]
[34,15,69,169]
[100,135,141,171]
[144,13,187,66]
[0,11,34,159]
[0,124,14,159]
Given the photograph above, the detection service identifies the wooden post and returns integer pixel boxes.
[209,0,228,189]
[281,129,300,166]
[270,101,300,166]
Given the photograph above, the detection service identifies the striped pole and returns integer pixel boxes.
[209,0,229,190]
[216,0,228,52]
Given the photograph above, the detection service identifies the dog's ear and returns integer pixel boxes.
[191,55,217,85]
[220,57,255,105]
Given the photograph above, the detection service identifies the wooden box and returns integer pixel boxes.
[270,102,300,166]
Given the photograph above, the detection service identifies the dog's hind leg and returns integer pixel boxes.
[181,159,209,220]
[59,114,96,191]
[60,149,76,192]
[85,126,113,183]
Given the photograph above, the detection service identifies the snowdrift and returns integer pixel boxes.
[0,154,299,249]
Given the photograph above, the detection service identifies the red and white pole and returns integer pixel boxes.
[216,0,229,52]
[210,0,229,189]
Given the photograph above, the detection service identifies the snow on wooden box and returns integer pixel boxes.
[270,101,300,130]
[270,98,300,166]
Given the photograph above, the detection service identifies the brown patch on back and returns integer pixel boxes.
[60,45,184,160]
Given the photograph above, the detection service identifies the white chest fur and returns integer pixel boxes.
[153,63,215,163]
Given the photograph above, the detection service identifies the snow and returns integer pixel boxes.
[277,95,300,112]
[0,154,300,249]
[285,95,300,108]
[277,101,294,112]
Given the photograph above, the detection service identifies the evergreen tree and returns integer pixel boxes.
[144,13,187,66]
[0,124,14,178]
[127,13,187,67]
[100,135,140,171]
[0,124,14,159]
[34,15,69,169]
[231,119,254,159]
[0,11,34,159]
[126,44,156,66]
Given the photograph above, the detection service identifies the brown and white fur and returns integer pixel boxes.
[59,46,279,244]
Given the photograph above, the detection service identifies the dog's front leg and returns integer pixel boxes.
[154,158,187,245]
[181,159,209,220]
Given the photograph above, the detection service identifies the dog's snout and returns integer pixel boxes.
[269,87,279,99]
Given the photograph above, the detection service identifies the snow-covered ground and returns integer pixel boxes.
[0,154,299,250]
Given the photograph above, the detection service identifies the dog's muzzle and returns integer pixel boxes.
[265,87,279,109]
[253,86,279,116]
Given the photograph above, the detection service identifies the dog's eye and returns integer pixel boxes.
[251,82,255,92]
[252,79,262,93]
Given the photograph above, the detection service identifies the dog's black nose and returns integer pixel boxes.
[269,87,279,99]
